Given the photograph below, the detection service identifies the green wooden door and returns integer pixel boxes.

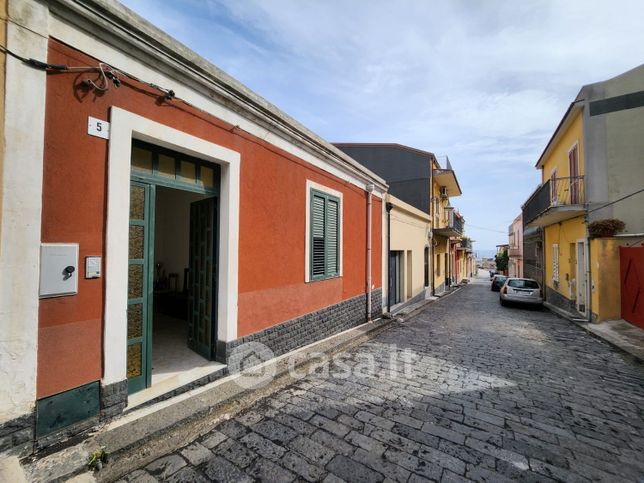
[127,182,155,394]
[188,197,217,359]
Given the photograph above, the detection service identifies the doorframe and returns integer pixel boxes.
[576,238,589,316]
[104,107,240,389]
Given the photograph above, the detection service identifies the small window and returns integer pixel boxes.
[310,189,340,280]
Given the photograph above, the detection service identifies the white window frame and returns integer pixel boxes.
[305,180,343,282]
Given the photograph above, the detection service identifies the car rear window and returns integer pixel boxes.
[508,279,539,289]
[495,276,507,282]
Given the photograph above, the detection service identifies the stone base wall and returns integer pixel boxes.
[100,380,128,421]
[222,289,382,366]
[0,413,34,456]
[545,286,578,315]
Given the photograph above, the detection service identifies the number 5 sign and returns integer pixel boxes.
[88,116,110,140]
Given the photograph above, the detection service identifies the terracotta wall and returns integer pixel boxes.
[38,39,381,397]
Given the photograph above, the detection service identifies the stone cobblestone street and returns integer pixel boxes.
[120,276,644,482]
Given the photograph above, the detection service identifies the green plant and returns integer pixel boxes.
[88,447,109,471]
[588,218,625,239]
[495,249,509,272]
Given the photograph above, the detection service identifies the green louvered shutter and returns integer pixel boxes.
[326,198,339,275]
[310,189,340,280]
[311,193,326,278]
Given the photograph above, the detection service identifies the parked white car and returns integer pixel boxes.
[499,278,543,307]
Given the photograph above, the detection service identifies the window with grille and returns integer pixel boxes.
[310,189,340,280]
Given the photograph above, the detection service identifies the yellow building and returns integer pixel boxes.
[431,157,464,293]
[334,144,469,303]
[386,195,431,310]
[522,64,644,323]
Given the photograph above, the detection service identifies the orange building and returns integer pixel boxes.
[0,0,386,451]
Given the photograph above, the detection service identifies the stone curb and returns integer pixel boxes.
[544,302,643,364]
[385,285,464,323]
[20,315,397,483]
[570,320,643,364]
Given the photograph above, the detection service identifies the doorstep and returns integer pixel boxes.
[127,361,227,410]
[16,316,395,483]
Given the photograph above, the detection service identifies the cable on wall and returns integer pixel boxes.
[0,44,175,98]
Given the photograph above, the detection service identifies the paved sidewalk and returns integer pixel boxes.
[116,277,644,482]
[575,319,644,362]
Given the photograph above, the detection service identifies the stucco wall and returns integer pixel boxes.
[590,238,621,321]
[541,110,584,183]
[544,216,586,301]
[433,235,449,292]
[388,195,430,304]
[0,0,48,425]
[583,65,644,233]
[38,39,382,398]
[0,0,5,225]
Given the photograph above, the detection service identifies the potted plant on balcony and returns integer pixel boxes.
[588,219,625,239]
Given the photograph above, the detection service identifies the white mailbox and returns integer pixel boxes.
[40,243,79,298]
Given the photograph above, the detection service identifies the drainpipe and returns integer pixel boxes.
[386,200,393,312]
[366,184,375,321]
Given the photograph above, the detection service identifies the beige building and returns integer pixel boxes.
[386,194,431,310]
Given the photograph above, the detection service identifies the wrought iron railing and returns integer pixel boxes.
[452,214,464,235]
[459,238,472,250]
[523,176,584,224]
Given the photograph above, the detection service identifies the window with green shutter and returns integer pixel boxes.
[310,188,340,280]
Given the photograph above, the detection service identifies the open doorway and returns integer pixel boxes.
[152,187,212,386]
[126,140,222,398]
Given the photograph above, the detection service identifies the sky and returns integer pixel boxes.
[121,0,644,252]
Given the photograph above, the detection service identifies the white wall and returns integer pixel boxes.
[0,0,47,424]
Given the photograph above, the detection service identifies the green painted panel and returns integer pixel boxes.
[36,381,99,436]
[127,181,153,395]
[188,197,217,360]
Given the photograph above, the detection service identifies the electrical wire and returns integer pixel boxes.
[0,44,175,99]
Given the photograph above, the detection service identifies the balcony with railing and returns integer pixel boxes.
[522,176,585,227]
[433,207,464,237]
[457,238,473,252]
[508,246,522,258]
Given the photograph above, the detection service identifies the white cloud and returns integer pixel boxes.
[121,0,644,248]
